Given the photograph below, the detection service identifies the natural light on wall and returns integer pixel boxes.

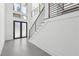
[32,3,39,10]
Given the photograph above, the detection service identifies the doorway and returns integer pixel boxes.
[13,21,27,39]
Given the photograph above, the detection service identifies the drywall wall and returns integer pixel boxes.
[5,3,13,40]
[27,3,32,30]
[5,3,27,40]
[0,4,5,55]
[27,3,45,38]
[30,7,45,38]
[29,11,79,56]
[45,3,49,18]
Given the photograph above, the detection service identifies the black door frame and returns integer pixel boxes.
[13,21,27,39]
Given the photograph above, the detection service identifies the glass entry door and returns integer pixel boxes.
[13,21,27,39]
[22,22,27,38]
[15,21,20,38]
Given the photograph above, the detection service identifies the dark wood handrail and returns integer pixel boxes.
[29,6,45,31]
[29,6,45,38]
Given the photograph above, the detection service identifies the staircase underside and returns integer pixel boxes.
[29,10,79,56]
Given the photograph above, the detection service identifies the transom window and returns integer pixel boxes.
[13,3,27,19]
[13,3,21,12]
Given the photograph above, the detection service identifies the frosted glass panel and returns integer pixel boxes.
[15,22,20,38]
[22,23,26,37]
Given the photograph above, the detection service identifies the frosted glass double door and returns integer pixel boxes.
[13,21,27,39]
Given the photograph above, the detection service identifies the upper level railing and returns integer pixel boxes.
[63,3,79,14]
[49,3,79,18]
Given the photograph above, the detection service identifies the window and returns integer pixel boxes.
[13,3,21,12]
[21,5,27,19]
[32,3,40,17]
[13,3,27,15]
[13,3,27,19]
[32,3,39,10]
[21,6,26,15]
[31,3,45,17]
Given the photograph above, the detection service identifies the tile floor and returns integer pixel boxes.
[1,38,50,56]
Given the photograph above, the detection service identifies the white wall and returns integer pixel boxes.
[27,3,32,30]
[5,3,28,40]
[27,3,45,38]
[45,3,49,18]
[29,11,79,56]
[5,3,13,40]
[0,4,5,55]
[27,3,39,29]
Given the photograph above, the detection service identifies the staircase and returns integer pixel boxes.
[29,3,79,56]
[29,3,79,38]
[29,6,48,38]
